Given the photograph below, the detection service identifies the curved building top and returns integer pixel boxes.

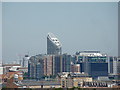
[47,33,62,47]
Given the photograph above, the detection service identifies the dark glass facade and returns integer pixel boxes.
[62,54,71,72]
[36,60,44,80]
[53,55,62,75]
[109,57,114,74]
[76,55,108,78]
[89,63,108,78]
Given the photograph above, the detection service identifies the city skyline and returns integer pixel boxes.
[2,2,118,63]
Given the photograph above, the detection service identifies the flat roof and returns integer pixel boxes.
[17,80,61,86]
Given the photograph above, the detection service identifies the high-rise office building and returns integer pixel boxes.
[28,54,44,79]
[22,55,30,67]
[19,55,30,67]
[44,55,53,76]
[47,33,62,55]
[28,56,37,79]
[113,58,120,75]
[62,54,71,72]
[52,55,62,75]
[108,56,114,74]
[75,51,108,78]
[52,54,71,75]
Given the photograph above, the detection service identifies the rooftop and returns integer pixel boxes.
[2,64,21,67]
[15,80,60,86]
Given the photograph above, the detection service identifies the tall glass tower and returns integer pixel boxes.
[47,33,62,55]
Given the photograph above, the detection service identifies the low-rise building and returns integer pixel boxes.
[2,71,23,88]
[57,72,92,88]
[2,64,21,74]
[17,67,28,73]
[9,80,61,88]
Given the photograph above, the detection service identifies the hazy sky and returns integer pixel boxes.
[0,2,2,64]
[2,2,118,63]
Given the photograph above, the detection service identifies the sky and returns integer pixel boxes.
[1,0,120,2]
[2,2,118,63]
[0,2,2,65]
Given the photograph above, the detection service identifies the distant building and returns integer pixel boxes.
[2,71,23,88]
[47,33,62,55]
[75,51,108,79]
[19,55,30,67]
[58,72,92,88]
[112,57,120,80]
[71,64,80,73]
[2,64,21,74]
[22,55,30,67]
[28,54,44,79]
[53,55,62,75]
[5,80,61,88]
[28,53,72,79]
[28,51,118,80]
[62,54,71,72]
[108,56,114,74]
[44,55,53,76]
[17,67,28,73]
[28,54,56,79]
[71,55,77,64]
[108,56,118,75]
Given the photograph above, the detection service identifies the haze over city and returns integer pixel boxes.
[2,2,118,63]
